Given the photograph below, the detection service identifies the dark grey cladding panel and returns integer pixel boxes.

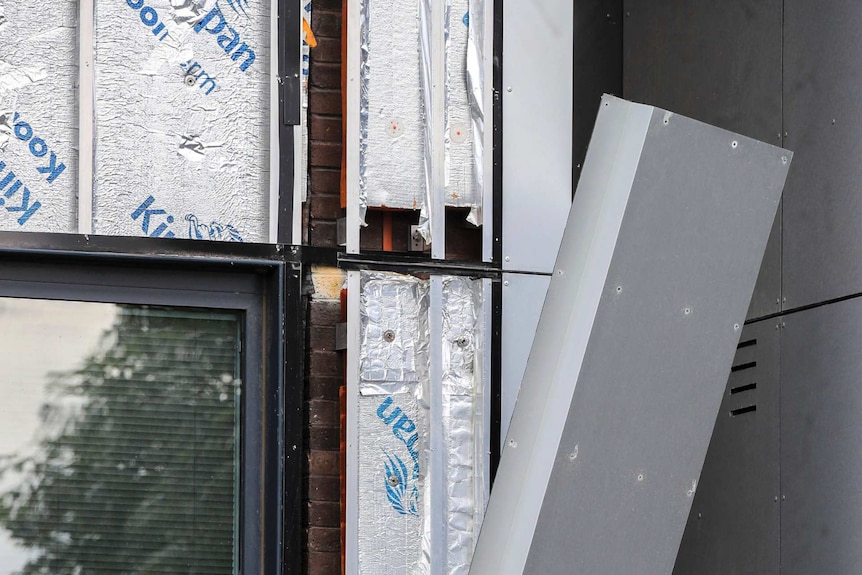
[783,1,862,308]
[523,103,789,574]
[780,298,862,574]
[623,0,784,320]
[673,320,780,575]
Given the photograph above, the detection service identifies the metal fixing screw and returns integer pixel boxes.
[684,307,691,315]
[454,336,469,348]
[383,329,396,343]
[636,473,644,482]
[781,156,788,164]
[506,86,512,93]
[503,280,509,287]
[184,74,197,87]
[388,475,400,487]
[508,439,517,449]
[731,140,739,149]
[504,256,510,262]
[734,323,740,331]
[616,286,622,293]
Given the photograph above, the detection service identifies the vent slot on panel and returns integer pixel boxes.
[728,339,757,416]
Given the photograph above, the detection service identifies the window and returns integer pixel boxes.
[0,245,289,575]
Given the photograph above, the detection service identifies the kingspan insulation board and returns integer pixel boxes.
[93,0,271,242]
[355,271,486,574]
[470,96,793,575]
[360,0,480,220]
[0,3,78,233]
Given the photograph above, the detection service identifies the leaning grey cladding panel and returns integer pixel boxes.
[469,96,791,575]
[623,0,783,320]
[782,0,862,308]
[780,298,862,574]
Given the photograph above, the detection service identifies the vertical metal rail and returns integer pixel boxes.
[481,0,495,263]
[430,0,447,260]
[291,2,304,245]
[345,270,361,574]
[429,276,446,574]
[345,0,362,254]
[77,0,95,235]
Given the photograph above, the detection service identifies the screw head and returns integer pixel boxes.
[731,140,739,149]
[184,74,197,87]
[388,475,400,487]
[383,330,396,343]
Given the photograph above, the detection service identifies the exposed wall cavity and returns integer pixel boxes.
[357,271,486,574]
[93,0,271,242]
[0,2,78,233]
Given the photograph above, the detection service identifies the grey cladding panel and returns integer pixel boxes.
[783,0,862,307]
[780,298,862,574]
[623,0,783,320]
[673,321,779,575]
[520,102,789,574]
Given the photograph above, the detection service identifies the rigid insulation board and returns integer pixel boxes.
[469,96,791,575]
[622,0,783,319]
[356,271,485,574]
[779,298,862,574]
[0,3,78,233]
[92,0,271,242]
[360,0,479,216]
[673,321,780,575]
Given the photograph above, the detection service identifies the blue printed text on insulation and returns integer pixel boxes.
[195,3,257,72]
[377,397,420,516]
[125,0,170,42]
[132,195,244,241]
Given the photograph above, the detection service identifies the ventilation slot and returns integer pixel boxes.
[736,338,757,349]
[730,405,757,417]
[730,382,757,395]
[730,361,756,373]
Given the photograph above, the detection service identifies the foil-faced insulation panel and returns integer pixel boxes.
[445,0,478,215]
[0,3,78,233]
[93,0,271,242]
[356,271,485,574]
[441,276,483,575]
[358,393,426,574]
[360,0,425,217]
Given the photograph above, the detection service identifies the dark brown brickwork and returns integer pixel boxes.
[304,4,345,571]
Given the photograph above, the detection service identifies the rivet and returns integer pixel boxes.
[184,74,197,87]
[734,323,740,331]
[506,86,512,92]
[557,269,564,276]
[781,156,788,164]
[508,439,517,448]
[503,280,509,287]
[616,286,622,293]
[383,330,396,343]
[684,307,691,315]
[504,256,510,262]
[637,473,644,482]
[731,140,738,149]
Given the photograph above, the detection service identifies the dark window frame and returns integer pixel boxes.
[0,231,302,575]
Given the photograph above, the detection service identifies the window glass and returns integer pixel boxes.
[0,299,241,574]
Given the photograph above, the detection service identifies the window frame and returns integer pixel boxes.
[0,231,300,575]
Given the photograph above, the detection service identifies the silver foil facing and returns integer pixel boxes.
[93,0,271,242]
[358,393,426,574]
[360,272,430,393]
[0,2,78,232]
[360,0,426,215]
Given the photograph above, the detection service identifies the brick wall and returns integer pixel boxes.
[305,1,345,572]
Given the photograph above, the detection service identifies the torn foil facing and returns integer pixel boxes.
[360,0,426,217]
[0,3,78,232]
[358,393,426,574]
[446,0,478,217]
[465,0,486,226]
[360,271,430,393]
[93,0,271,242]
